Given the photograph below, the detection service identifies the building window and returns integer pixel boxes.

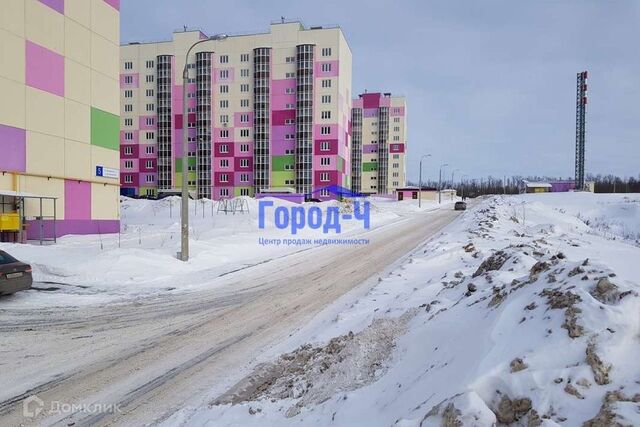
[285,134,294,140]
[285,103,295,109]
[146,175,155,183]
[241,84,249,92]
[240,173,249,183]
[321,47,332,57]
[285,56,295,63]
[321,63,332,72]
[146,89,154,97]
[320,157,330,166]
[220,114,229,124]
[239,188,249,196]
[220,85,229,94]
[241,99,250,107]
[219,100,229,109]
[321,79,331,88]
[240,68,250,77]
[320,126,331,135]
[219,69,229,79]
[146,75,154,83]
[285,149,294,155]
[145,160,153,169]
[124,90,133,98]
[393,136,400,141]
[124,175,133,184]
[124,146,133,155]
[285,118,295,125]
[220,159,229,168]
[220,188,229,197]
[220,129,229,138]
[240,114,250,123]
[124,132,133,141]
[240,158,249,168]
[320,141,330,151]
[145,117,155,126]
[320,173,329,182]
[321,95,331,104]
[124,160,133,169]
[146,131,154,140]
[146,146,154,154]
[321,111,331,119]
[285,87,295,94]
[124,118,133,127]
[146,60,155,69]
[240,129,249,137]
[220,174,229,183]
[220,144,229,153]
[124,75,133,84]
[240,144,249,153]
[124,61,133,70]
[219,55,229,64]
[286,72,295,79]
[187,121,195,128]
[240,53,250,62]
[146,103,154,112]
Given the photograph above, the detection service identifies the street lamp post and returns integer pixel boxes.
[418,154,431,208]
[451,168,459,191]
[438,163,448,204]
[461,174,469,199]
[180,33,227,261]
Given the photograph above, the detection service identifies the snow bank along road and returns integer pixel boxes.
[0,206,462,426]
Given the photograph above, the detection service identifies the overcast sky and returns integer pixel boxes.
[121,0,640,183]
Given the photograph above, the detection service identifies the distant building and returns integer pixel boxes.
[549,180,576,192]
[520,181,552,193]
[396,187,437,201]
[351,92,406,196]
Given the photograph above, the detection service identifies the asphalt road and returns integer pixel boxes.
[0,207,462,426]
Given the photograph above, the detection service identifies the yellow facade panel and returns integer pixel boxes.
[65,0,91,28]
[91,32,119,78]
[65,59,91,105]
[91,183,119,220]
[65,98,90,144]
[0,76,26,129]
[1,0,25,37]
[64,139,91,180]
[90,0,119,45]
[25,0,64,55]
[22,175,64,219]
[25,131,65,177]
[65,18,91,67]
[91,70,119,115]
[0,29,25,83]
[90,145,119,178]
[26,87,64,137]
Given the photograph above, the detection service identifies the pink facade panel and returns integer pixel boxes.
[312,154,338,170]
[121,173,140,187]
[272,109,295,126]
[64,180,91,220]
[138,115,156,130]
[272,140,295,156]
[39,0,64,14]
[361,93,382,109]
[271,125,296,141]
[314,170,339,186]
[313,123,338,139]
[214,142,234,157]
[390,143,405,153]
[363,108,378,118]
[213,172,235,186]
[26,41,64,97]
[313,139,338,155]
[233,111,254,127]
[120,143,139,158]
[138,158,156,172]
[314,60,339,78]
[271,96,296,111]
[0,124,26,173]
[103,0,120,10]
[120,130,139,144]
[363,144,378,154]
[120,73,139,89]
[234,156,253,171]
[234,172,253,185]
[120,158,139,172]
[138,144,157,159]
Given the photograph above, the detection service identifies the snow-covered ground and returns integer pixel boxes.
[167,193,640,426]
[0,196,449,308]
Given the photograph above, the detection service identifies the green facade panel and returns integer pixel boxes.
[90,107,119,151]
[363,162,378,172]
[271,171,295,187]
[272,155,295,172]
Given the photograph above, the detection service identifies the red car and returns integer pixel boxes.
[0,250,33,295]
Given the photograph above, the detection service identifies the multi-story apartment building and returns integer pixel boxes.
[120,21,352,200]
[0,0,120,239]
[351,92,406,195]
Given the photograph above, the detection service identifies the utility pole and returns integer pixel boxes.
[438,163,448,204]
[418,154,431,208]
[179,33,227,261]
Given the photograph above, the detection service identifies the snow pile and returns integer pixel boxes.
[0,196,448,307]
[168,193,640,426]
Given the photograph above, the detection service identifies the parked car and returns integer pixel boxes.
[454,201,467,211]
[0,250,33,295]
